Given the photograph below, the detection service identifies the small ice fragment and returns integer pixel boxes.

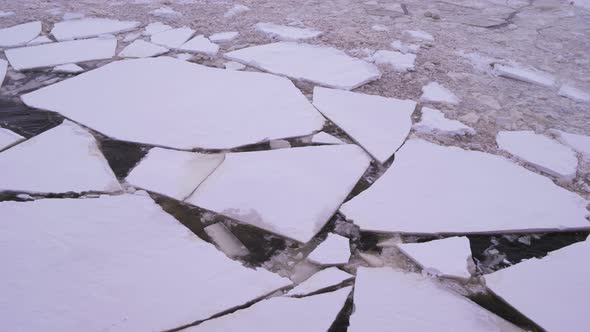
[209,31,239,43]
[179,35,219,56]
[16,193,33,200]
[224,61,245,70]
[255,22,321,41]
[269,139,291,149]
[414,107,475,136]
[358,252,384,267]
[558,84,590,102]
[53,64,84,74]
[204,223,249,258]
[27,35,52,45]
[286,267,352,296]
[311,132,343,145]
[119,39,169,58]
[371,24,389,32]
[142,22,173,36]
[51,18,139,41]
[151,27,195,48]
[0,127,24,151]
[390,40,419,54]
[62,12,84,20]
[493,64,555,87]
[0,21,42,47]
[420,82,460,105]
[149,6,182,18]
[224,4,250,18]
[403,30,434,41]
[368,50,415,72]
[550,129,590,160]
[175,53,194,61]
[308,234,350,265]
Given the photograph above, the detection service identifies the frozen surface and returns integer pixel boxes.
[349,268,520,332]
[142,22,172,36]
[0,127,24,151]
[186,145,371,243]
[286,268,352,296]
[308,234,351,265]
[255,22,321,41]
[493,64,556,87]
[53,63,84,73]
[0,59,6,87]
[551,129,590,160]
[225,42,381,90]
[313,87,416,163]
[51,18,139,41]
[119,39,169,58]
[403,30,434,41]
[497,130,578,180]
[397,237,472,279]
[224,4,250,18]
[5,38,116,70]
[27,35,52,45]
[151,27,194,48]
[312,132,344,144]
[0,120,121,194]
[486,239,590,332]
[341,139,590,235]
[0,194,290,332]
[369,50,416,72]
[204,222,249,258]
[179,35,219,56]
[420,82,460,105]
[415,107,475,136]
[558,84,590,102]
[126,147,224,200]
[21,57,325,150]
[149,6,181,18]
[0,21,41,47]
[209,31,238,42]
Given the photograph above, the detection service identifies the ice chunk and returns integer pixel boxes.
[368,50,415,72]
[5,38,116,70]
[21,57,324,150]
[27,35,52,45]
[224,4,250,18]
[51,18,139,41]
[176,53,194,61]
[403,30,434,41]
[497,130,578,180]
[209,31,239,43]
[62,12,84,20]
[0,59,6,87]
[397,237,473,279]
[224,61,245,70]
[493,64,555,87]
[420,82,460,105]
[313,87,416,163]
[225,42,381,90]
[390,40,419,54]
[371,24,389,32]
[558,84,590,102]
[349,268,521,331]
[186,145,371,243]
[551,129,590,160]
[53,63,84,73]
[204,222,249,258]
[0,11,15,18]
[255,23,321,41]
[486,239,590,332]
[269,139,291,149]
[308,234,351,265]
[0,194,290,331]
[0,127,24,151]
[126,147,224,200]
[286,268,352,296]
[142,22,172,36]
[179,35,219,56]
[149,6,181,18]
[312,132,344,144]
[151,27,194,48]
[415,107,475,135]
[0,21,41,47]
[340,139,590,235]
[119,39,169,58]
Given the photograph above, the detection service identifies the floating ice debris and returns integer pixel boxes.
[209,31,239,43]
[27,35,52,45]
[0,194,290,331]
[312,132,344,144]
[371,24,389,32]
[224,60,245,70]
[149,6,182,18]
[349,268,521,331]
[390,40,419,54]
[122,32,141,42]
[224,4,250,18]
[142,22,173,36]
[558,84,590,102]
[204,222,249,258]
[486,239,590,332]
[255,23,322,41]
[308,234,351,265]
[62,12,84,20]
[22,57,324,150]
[119,39,169,58]
[497,130,578,180]
[191,287,351,332]
[286,268,352,296]
[313,87,416,163]
[269,139,291,149]
[151,27,195,48]
[0,127,24,151]
[176,53,194,61]
[126,147,224,200]
[551,129,590,160]
[0,11,15,18]
[53,63,84,73]
[397,237,473,280]
[341,139,590,235]
[403,30,434,41]
[0,121,121,194]
[51,18,139,41]
[179,35,219,56]
[225,42,381,90]
[0,21,41,47]
[493,64,555,87]
[358,252,385,267]
[186,145,370,243]
[420,82,460,105]
[368,50,415,72]
[0,59,6,87]
[414,107,475,136]
[5,38,116,70]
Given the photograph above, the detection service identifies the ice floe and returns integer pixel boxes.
[0,120,121,194]
[313,87,416,163]
[255,23,321,41]
[225,42,381,90]
[5,38,116,70]
[51,18,139,41]
[415,107,475,136]
[493,64,555,87]
[420,82,460,105]
[0,21,41,47]
[53,63,84,73]
[0,127,24,151]
[497,130,578,180]
[403,30,434,41]
[22,57,324,149]
[368,50,415,72]
[224,4,250,18]
[209,31,239,43]
[349,268,521,331]
[397,237,473,279]
[224,60,245,70]
[142,22,172,36]
[186,145,370,243]
[308,234,351,265]
[485,239,590,332]
[27,35,52,45]
[340,139,590,235]
[0,59,6,87]
[0,194,290,331]
[119,39,169,58]
[286,268,352,296]
[204,222,249,258]
[150,27,194,48]
[179,35,219,56]
[126,147,224,200]
[558,84,590,102]
[551,129,590,160]
[312,132,344,144]
[149,6,182,18]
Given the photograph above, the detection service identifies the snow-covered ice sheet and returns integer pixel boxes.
[0,194,290,332]
[420,82,460,105]
[415,107,475,135]
[403,30,434,41]
[0,21,41,47]
[313,87,416,163]
[186,145,371,243]
[209,31,238,42]
[493,64,555,87]
[255,22,321,41]
[179,35,219,56]
[119,39,168,58]
[0,59,7,87]
[485,239,590,332]
[53,63,84,73]
[0,120,121,194]
[126,147,224,200]
[551,129,590,160]
[558,84,590,102]
[340,139,590,235]
[224,4,250,18]
[286,268,352,296]
[397,237,473,279]
[369,50,415,72]
[349,268,521,331]
[0,127,24,151]
[51,18,139,41]
[21,57,325,150]
[312,132,344,144]
[308,234,351,265]
[151,27,194,48]
[142,22,172,36]
[497,130,578,180]
[225,42,381,90]
[5,38,116,70]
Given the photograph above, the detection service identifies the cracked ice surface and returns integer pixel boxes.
[341,139,590,235]
[21,57,325,150]
[255,22,321,41]
[286,267,352,296]
[368,50,416,72]
[0,194,290,332]
[0,127,24,151]
[51,18,139,41]
[0,21,41,47]
[308,234,351,265]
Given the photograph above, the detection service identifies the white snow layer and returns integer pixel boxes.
[312,132,344,144]
[493,64,555,87]
[224,4,250,18]
[551,129,590,160]
[0,59,7,87]
[0,194,290,332]
[313,87,416,163]
[21,57,325,150]
[308,234,351,265]
[179,35,219,56]
[415,107,475,135]
[369,50,416,72]
[340,139,590,234]
[0,121,121,194]
[209,31,239,42]
[151,27,195,48]
[286,268,352,296]
[51,18,139,41]
[119,39,169,58]
[186,145,371,243]
[255,22,321,41]
[0,127,24,151]
[0,21,41,47]
[142,22,173,36]
[225,42,381,90]
[397,237,473,279]
[420,82,460,104]
[53,63,84,73]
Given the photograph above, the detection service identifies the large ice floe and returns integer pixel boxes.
[340,139,590,235]
[313,87,416,163]
[420,81,460,105]
[255,23,322,41]
[349,267,521,331]
[21,57,325,150]
[0,21,41,47]
[485,239,590,332]
[0,127,24,151]
[225,42,381,90]
[186,145,371,243]
[0,120,121,194]
[50,18,139,41]
[0,194,290,332]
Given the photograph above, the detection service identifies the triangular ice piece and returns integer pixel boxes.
[286,268,352,296]
[397,237,473,279]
